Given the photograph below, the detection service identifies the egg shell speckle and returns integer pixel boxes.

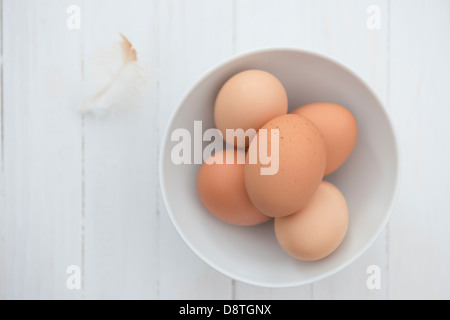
[292,102,358,175]
[244,114,326,217]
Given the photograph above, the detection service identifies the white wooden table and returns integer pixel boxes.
[1,0,449,300]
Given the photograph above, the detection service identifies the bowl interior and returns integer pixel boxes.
[160,49,398,287]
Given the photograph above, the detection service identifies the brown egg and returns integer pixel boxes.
[274,181,349,261]
[214,70,288,148]
[244,114,326,217]
[291,102,358,176]
[197,149,271,226]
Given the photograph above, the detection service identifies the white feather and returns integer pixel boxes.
[79,34,146,115]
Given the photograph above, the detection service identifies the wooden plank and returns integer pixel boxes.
[81,0,158,299]
[2,0,83,299]
[389,0,450,299]
[308,0,389,299]
[0,0,4,300]
[1,0,446,300]
[157,0,234,299]
[233,0,313,299]
[235,0,312,53]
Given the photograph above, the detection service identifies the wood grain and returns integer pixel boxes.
[2,0,83,299]
[0,0,4,300]
[157,0,234,299]
[388,0,450,299]
[1,0,449,299]
[81,0,159,299]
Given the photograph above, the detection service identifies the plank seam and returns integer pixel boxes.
[386,0,391,301]
[232,0,236,54]
[0,0,3,171]
[155,0,161,299]
[0,0,4,301]
[231,0,237,300]
[80,9,85,297]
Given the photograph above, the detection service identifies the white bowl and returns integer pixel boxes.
[160,48,399,288]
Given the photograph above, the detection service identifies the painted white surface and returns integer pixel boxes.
[0,0,449,299]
